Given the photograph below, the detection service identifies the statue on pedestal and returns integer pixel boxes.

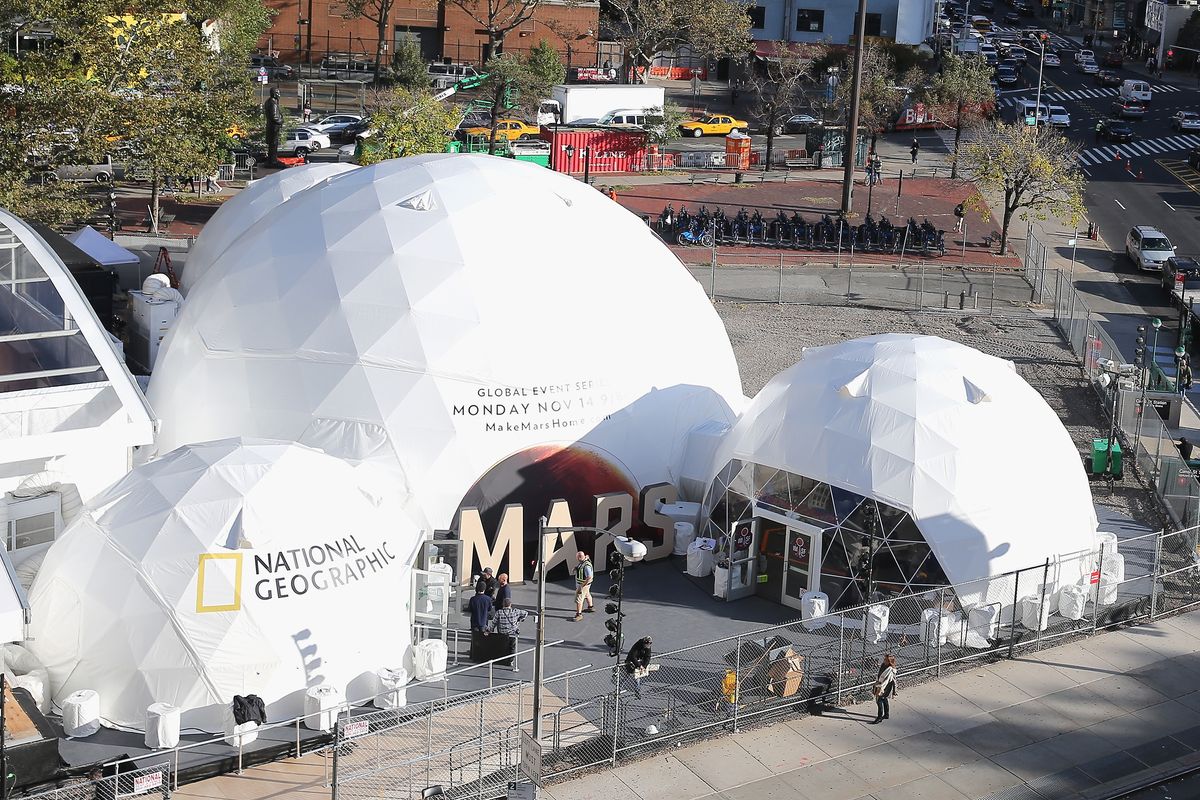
[263,87,283,166]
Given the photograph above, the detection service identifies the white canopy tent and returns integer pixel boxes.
[65,226,138,267]
[150,155,745,535]
[28,438,426,731]
[708,334,1098,600]
[179,163,357,295]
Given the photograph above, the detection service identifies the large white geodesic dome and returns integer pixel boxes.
[27,439,425,732]
[707,334,1098,591]
[149,155,745,532]
[180,162,357,295]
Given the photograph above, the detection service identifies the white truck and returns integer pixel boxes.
[537,84,666,126]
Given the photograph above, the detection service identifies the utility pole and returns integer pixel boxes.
[841,0,870,215]
[532,517,548,743]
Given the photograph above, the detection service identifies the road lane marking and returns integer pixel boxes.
[1115,199,1126,209]
[1165,200,1177,211]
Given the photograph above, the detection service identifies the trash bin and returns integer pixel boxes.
[1091,438,1122,477]
[445,141,462,153]
[734,172,744,183]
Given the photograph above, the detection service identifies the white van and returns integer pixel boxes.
[596,109,648,128]
[1119,80,1152,104]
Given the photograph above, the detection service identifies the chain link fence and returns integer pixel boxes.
[331,525,1195,799]
[20,762,171,800]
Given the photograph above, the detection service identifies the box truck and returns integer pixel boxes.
[537,84,667,126]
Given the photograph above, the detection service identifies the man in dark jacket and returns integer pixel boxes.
[495,572,512,610]
[469,585,493,633]
[624,637,653,699]
[475,567,498,598]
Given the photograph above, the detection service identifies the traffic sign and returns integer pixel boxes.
[257,66,269,84]
[519,730,543,786]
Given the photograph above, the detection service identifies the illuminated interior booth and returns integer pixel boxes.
[700,334,1099,612]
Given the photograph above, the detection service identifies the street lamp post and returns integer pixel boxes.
[583,146,591,185]
[1151,317,1163,389]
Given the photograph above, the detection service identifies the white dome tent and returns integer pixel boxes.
[27,439,426,732]
[179,162,357,295]
[702,334,1098,611]
[149,155,745,535]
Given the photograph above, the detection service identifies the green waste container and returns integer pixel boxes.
[1092,438,1122,478]
[445,141,462,153]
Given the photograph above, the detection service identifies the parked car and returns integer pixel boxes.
[1102,51,1124,67]
[781,113,821,133]
[1110,100,1147,119]
[1173,111,1200,132]
[679,115,748,137]
[1077,58,1099,74]
[1162,256,1200,293]
[304,114,364,137]
[1042,52,1060,67]
[282,127,330,156]
[1126,225,1176,272]
[1095,70,1123,87]
[1099,119,1134,142]
[460,119,541,141]
[250,54,294,80]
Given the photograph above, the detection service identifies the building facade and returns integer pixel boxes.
[259,0,600,67]
[746,0,937,46]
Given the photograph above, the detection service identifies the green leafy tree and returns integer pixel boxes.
[524,38,565,87]
[833,41,921,151]
[340,0,400,84]
[747,42,824,170]
[643,100,688,147]
[390,34,428,90]
[448,0,547,63]
[1178,10,1200,50]
[359,87,459,163]
[478,52,550,154]
[959,122,1085,255]
[921,53,994,179]
[606,0,753,84]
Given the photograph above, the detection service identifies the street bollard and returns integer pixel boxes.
[960,290,966,310]
[944,291,950,309]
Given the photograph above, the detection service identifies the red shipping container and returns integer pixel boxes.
[541,128,649,174]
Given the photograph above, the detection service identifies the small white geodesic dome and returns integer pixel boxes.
[27,439,426,732]
[149,155,745,531]
[180,162,357,295]
[707,334,1098,593]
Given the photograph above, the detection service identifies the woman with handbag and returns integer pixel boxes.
[871,654,899,724]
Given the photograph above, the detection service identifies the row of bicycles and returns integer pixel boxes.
[658,205,948,256]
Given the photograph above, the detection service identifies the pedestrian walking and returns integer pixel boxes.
[1179,436,1194,462]
[1147,56,1155,72]
[1180,356,1193,393]
[1095,120,1103,142]
[302,104,312,123]
[872,154,883,184]
[871,654,899,723]
[204,172,223,194]
[490,598,530,671]
[954,201,965,233]
[624,636,653,699]
[495,572,511,610]
[572,551,594,621]
[910,138,919,164]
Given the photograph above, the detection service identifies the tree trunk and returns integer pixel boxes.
[487,81,504,155]
[483,33,503,62]
[1000,196,1014,255]
[374,20,387,85]
[764,108,776,170]
[951,100,964,180]
[150,166,160,235]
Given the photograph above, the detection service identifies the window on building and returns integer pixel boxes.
[5,493,61,552]
[796,8,824,32]
[748,6,766,29]
[854,12,883,37]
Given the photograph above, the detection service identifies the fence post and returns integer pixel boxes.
[330,720,340,800]
[426,708,433,788]
[918,261,925,309]
[1008,568,1022,659]
[1035,558,1050,651]
[1151,531,1163,620]
[1093,547,1106,635]
[732,633,743,732]
[935,589,943,678]
[709,247,716,300]
[989,262,997,316]
[836,615,844,703]
[610,662,621,767]
[778,254,784,304]
[477,698,485,800]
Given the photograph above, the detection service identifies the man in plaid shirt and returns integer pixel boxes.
[490,598,530,671]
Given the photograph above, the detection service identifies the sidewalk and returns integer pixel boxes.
[543,611,1200,800]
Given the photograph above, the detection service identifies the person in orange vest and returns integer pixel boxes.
[607,187,618,201]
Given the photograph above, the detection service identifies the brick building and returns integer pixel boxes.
[259,0,602,68]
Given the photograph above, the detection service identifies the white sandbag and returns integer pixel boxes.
[1058,584,1087,620]
[920,608,947,646]
[866,604,889,645]
[224,719,259,747]
[940,611,964,645]
[426,562,453,607]
[801,591,829,631]
[672,522,696,556]
[375,667,408,710]
[2,644,49,713]
[712,563,729,599]
[146,702,181,749]
[304,685,344,732]
[62,689,101,738]
[964,605,998,649]
[1097,531,1118,557]
[1101,552,1125,583]
[414,639,448,680]
[686,540,714,577]
[1020,596,1050,632]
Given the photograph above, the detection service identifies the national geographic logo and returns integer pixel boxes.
[195,536,398,613]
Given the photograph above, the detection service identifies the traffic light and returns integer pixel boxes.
[1168,49,1175,59]
[603,562,626,656]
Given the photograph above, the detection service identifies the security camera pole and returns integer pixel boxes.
[840,0,870,215]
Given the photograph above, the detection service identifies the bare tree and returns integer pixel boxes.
[959,122,1085,255]
[341,0,401,84]
[746,42,825,170]
[448,0,546,62]
[606,0,752,83]
[920,53,995,179]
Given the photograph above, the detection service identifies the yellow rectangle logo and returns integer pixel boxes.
[196,553,243,613]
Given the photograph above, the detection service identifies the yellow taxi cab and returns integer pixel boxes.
[679,115,748,137]
[461,119,541,141]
